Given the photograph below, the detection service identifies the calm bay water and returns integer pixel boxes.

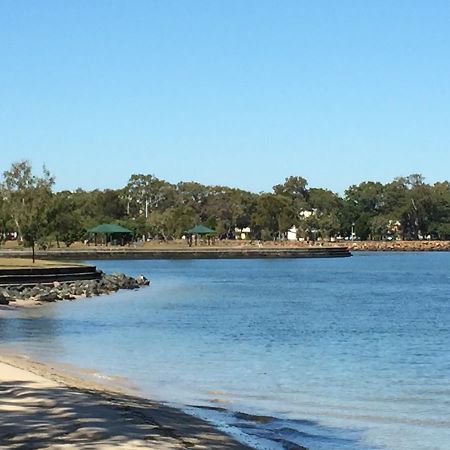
[1,252,449,449]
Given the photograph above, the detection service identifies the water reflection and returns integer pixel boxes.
[0,307,70,355]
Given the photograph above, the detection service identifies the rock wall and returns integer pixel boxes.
[0,272,150,306]
[347,240,450,251]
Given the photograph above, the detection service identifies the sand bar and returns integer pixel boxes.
[0,353,252,449]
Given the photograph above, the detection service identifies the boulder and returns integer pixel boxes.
[61,291,76,300]
[75,286,85,296]
[6,288,20,301]
[135,275,150,286]
[36,291,59,302]
[0,270,150,306]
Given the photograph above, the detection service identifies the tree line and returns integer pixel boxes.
[1,161,449,254]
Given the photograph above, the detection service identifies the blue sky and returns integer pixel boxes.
[1,1,449,194]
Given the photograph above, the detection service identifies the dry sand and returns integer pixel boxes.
[0,353,251,450]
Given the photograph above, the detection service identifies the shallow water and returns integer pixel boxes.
[1,252,449,450]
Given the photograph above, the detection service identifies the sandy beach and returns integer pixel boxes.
[0,353,251,449]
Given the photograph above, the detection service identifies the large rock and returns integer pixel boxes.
[4,288,20,301]
[103,272,141,290]
[36,291,59,302]
[0,293,9,305]
[135,275,150,286]
[0,270,150,305]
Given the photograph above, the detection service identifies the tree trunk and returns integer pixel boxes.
[14,217,23,242]
[32,242,35,264]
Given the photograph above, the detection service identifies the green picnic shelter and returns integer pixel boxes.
[185,225,216,246]
[87,223,132,246]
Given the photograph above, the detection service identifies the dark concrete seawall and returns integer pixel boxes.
[0,265,101,286]
[0,247,351,260]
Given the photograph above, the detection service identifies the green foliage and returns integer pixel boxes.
[274,176,308,199]
[124,174,175,217]
[163,206,198,238]
[1,163,449,246]
[47,191,83,247]
[2,161,54,261]
[354,212,371,240]
[252,194,295,240]
[0,195,13,244]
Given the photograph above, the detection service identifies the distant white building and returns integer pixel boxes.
[286,210,316,241]
[287,225,298,241]
[235,227,251,240]
[299,209,315,219]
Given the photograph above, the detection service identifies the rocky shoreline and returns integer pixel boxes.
[347,240,450,251]
[0,272,150,306]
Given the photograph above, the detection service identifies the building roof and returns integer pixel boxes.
[87,223,132,234]
[186,225,216,235]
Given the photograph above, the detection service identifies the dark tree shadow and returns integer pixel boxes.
[0,379,252,449]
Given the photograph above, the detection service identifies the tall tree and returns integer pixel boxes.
[176,181,210,218]
[343,181,384,239]
[124,174,172,218]
[2,161,54,262]
[273,176,309,201]
[47,191,83,247]
[252,194,295,240]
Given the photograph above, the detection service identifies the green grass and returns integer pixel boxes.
[0,258,82,269]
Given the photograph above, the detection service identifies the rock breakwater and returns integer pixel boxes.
[348,240,450,251]
[0,272,150,306]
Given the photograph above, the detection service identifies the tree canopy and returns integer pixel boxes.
[1,161,449,255]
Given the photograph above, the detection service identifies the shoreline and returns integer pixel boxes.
[0,271,150,309]
[0,240,449,261]
[0,351,253,449]
[0,246,351,260]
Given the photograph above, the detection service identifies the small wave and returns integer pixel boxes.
[234,411,278,424]
[186,405,379,450]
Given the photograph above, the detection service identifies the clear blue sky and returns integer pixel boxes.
[1,1,449,194]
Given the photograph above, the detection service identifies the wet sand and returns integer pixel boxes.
[0,353,252,449]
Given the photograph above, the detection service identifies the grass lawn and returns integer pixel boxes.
[0,258,81,269]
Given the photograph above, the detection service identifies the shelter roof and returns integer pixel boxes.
[186,225,216,234]
[87,223,132,234]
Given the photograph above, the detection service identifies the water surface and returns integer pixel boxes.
[1,252,449,450]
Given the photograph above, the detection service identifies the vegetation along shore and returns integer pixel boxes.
[1,161,449,261]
